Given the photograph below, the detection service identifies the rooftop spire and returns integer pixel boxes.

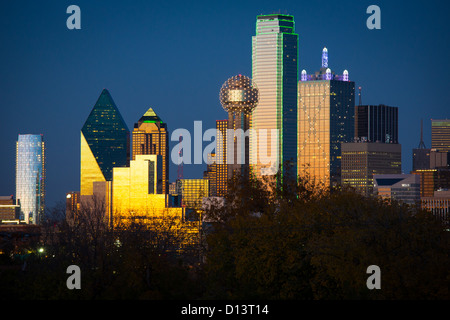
[418,119,427,149]
[322,47,328,68]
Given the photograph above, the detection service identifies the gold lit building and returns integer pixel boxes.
[298,49,355,187]
[216,120,228,196]
[177,179,209,210]
[132,107,169,194]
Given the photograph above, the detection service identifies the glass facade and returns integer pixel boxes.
[355,105,398,144]
[177,179,209,210]
[112,155,169,219]
[132,107,169,194]
[298,51,355,187]
[251,14,298,180]
[16,134,45,224]
[81,89,130,195]
[341,142,402,195]
[431,119,450,152]
[373,174,421,206]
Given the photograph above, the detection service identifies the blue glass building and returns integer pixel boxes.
[15,134,45,224]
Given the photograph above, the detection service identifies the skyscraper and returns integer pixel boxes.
[215,119,228,196]
[251,14,298,180]
[432,119,450,152]
[341,142,402,195]
[298,47,355,186]
[80,89,130,196]
[219,74,259,181]
[15,134,45,224]
[355,104,398,144]
[132,107,169,194]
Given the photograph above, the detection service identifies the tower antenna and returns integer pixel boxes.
[418,119,426,149]
[358,86,362,106]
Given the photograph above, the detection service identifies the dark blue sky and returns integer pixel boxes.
[1,0,449,207]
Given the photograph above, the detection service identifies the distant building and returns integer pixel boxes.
[132,107,169,194]
[215,120,228,196]
[373,174,421,206]
[16,134,45,224]
[298,47,355,186]
[432,119,450,153]
[203,153,217,196]
[112,154,182,225]
[80,89,129,197]
[65,191,80,222]
[355,105,398,144]
[411,168,450,197]
[177,179,210,210]
[251,14,298,181]
[0,195,20,223]
[341,142,401,195]
[421,189,450,222]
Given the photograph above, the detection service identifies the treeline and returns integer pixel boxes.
[1,169,449,300]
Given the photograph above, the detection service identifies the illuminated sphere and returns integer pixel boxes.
[219,74,259,113]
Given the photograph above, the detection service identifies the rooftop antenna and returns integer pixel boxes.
[418,119,426,149]
[358,86,362,106]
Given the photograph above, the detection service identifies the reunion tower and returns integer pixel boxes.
[219,74,259,180]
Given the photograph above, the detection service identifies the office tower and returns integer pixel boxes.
[421,189,450,222]
[216,119,228,196]
[132,107,169,194]
[0,195,20,222]
[251,14,298,180]
[341,142,402,195]
[15,134,45,224]
[432,119,450,152]
[373,174,421,206]
[219,74,259,180]
[355,105,398,143]
[203,153,217,196]
[80,89,130,196]
[112,154,172,219]
[176,179,210,209]
[298,47,355,186]
[411,168,450,197]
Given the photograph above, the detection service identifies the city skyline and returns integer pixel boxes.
[1,1,450,207]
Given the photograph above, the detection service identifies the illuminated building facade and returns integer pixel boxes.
[373,174,421,206]
[251,14,298,180]
[219,74,259,180]
[432,119,450,153]
[177,179,209,210]
[411,168,450,197]
[132,107,169,194]
[298,48,355,186]
[80,89,129,196]
[112,155,176,222]
[341,142,401,195]
[421,189,450,222]
[203,153,217,196]
[355,105,398,144]
[216,120,228,196]
[15,134,45,224]
[0,195,20,223]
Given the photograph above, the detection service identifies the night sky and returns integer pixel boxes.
[1,0,449,207]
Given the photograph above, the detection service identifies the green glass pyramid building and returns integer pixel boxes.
[80,89,130,195]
